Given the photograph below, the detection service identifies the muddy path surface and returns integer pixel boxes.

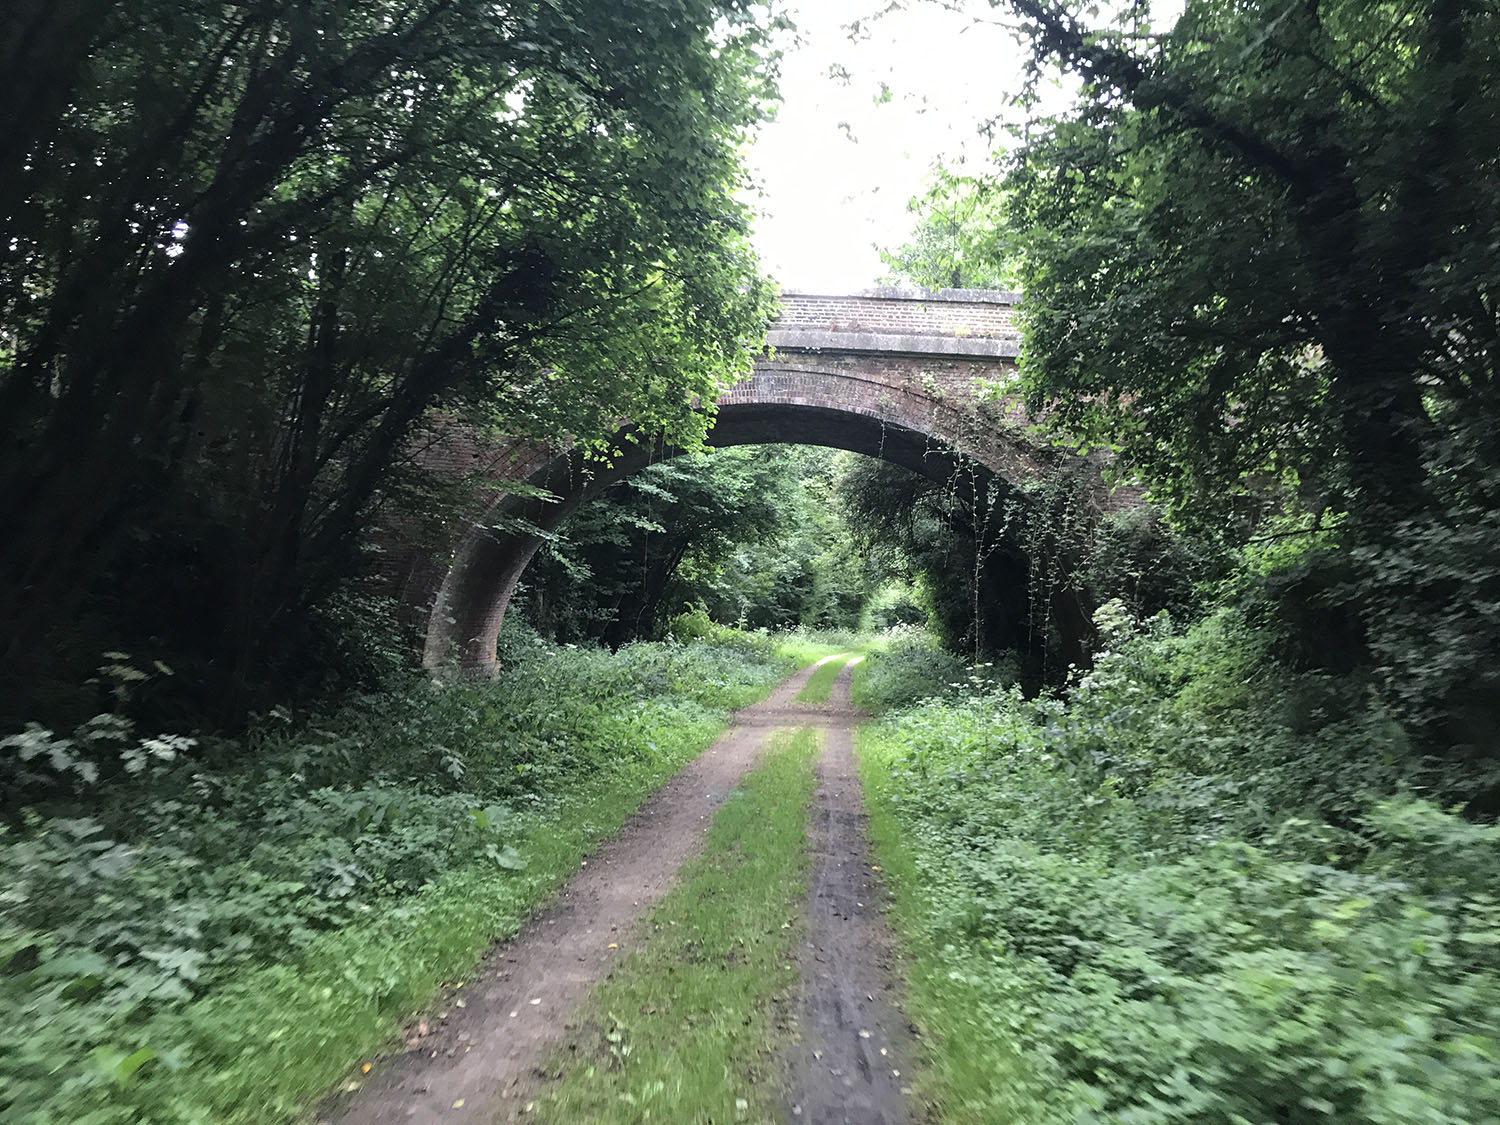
[787,664,914,1124]
[317,658,842,1125]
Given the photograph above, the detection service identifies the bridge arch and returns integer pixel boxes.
[393,289,1112,674]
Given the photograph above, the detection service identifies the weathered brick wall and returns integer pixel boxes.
[376,424,559,635]
[721,353,1036,478]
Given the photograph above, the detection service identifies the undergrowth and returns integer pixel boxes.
[0,626,804,1123]
[535,728,820,1122]
[857,609,1500,1123]
[851,639,1017,713]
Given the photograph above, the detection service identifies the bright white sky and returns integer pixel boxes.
[745,0,1182,292]
[745,0,1029,292]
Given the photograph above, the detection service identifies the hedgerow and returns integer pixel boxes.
[857,610,1500,1123]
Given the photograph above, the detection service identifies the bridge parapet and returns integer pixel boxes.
[769,289,1022,358]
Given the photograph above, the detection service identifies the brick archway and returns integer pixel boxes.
[390,289,1113,674]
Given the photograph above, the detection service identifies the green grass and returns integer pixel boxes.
[794,653,853,703]
[855,723,1053,1124]
[534,728,822,1123]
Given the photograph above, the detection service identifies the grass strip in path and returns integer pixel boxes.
[796,653,853,704]
[775,638,852,671]
[532,728,821,1123]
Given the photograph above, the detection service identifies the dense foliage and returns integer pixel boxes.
[838,458,1029,659]
[0,0,777,720]
[882,0,1500,752]
[861,3,1500,1100]
[0,629,796,1122]
[854,635,1009,712]
[999,0,1500,530]
[836,454,1216,681]
[522,446,896,644]
[858,607,1500,1123]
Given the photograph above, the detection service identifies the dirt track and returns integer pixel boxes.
[318,655,914,1123]
[787,663,913,1124]
[318,658,839,1123]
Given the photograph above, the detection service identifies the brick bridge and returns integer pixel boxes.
[396,288,1105,674]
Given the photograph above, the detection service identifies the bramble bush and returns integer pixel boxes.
[857,608,1500,1123]
[0,627,794,1122]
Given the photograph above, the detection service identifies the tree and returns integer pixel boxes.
[521,446,884,644]
[878,168,1018,291]
[835,456,1052,666]
[955,0,1500,742]
[0,0,778,719]
[995,0,1500,533]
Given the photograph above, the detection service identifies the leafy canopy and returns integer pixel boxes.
[997,0,1500,530]
[0,0,781,713]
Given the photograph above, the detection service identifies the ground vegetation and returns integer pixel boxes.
[858,602,1500,1122]
[0,628,804,1122]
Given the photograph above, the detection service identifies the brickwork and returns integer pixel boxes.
[720,353,1035,478]
[383,291,1128,674]
[776,289,1021,340]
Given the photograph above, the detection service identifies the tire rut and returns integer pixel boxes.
[788,662,914,1124]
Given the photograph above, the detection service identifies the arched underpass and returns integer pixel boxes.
[382,288,1131,674]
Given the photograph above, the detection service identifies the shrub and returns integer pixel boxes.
[853,644,1019,714]
[860,609,1500,1122]
[667,602,720,643]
